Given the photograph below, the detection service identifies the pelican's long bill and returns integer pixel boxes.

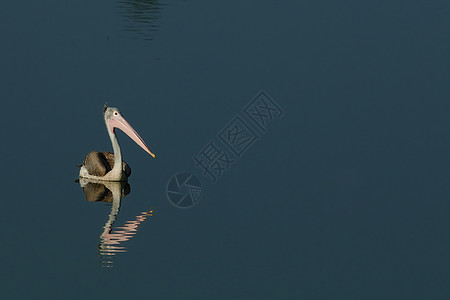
[108,115,156,158]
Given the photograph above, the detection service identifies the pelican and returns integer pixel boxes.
[79,105,155,182]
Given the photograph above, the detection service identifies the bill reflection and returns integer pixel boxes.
[78,178,152,268]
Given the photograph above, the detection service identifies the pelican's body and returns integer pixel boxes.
[79,151,131,181]
[79,105,155,182]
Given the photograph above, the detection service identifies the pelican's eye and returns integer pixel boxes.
[114,112,118,116]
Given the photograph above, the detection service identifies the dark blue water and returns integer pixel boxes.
[1,1,449,299]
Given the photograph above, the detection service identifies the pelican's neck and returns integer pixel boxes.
[107,126,123,178]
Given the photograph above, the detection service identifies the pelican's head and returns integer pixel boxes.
[103,104,155,158]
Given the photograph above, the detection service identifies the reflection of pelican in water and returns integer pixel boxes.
[78,178,153,267]
[79,105,155,182]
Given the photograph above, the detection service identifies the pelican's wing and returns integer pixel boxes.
[123,161,131,178]
[101,152,131,178]
[83,151,112,176]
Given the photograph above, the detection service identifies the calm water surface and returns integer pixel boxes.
[0,1,449,299]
